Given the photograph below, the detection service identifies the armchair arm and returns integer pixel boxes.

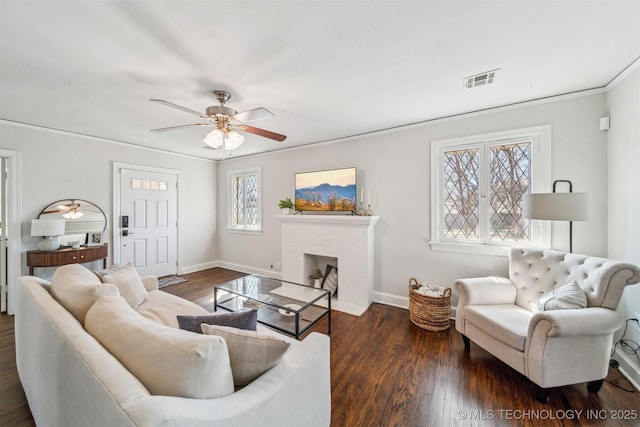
[455,277,516,307]
[141,276,159,292]
[528,307,622,339]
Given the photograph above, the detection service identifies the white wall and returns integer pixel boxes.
[606,64,640,387]
[217,91,609,307]
[0,122,218,276]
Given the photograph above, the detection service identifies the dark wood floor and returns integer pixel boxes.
[2,267,639,426]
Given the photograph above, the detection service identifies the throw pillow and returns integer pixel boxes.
[101,262,149,309]
[178,309,258,333]
[136,291,209,328]
[93,263,126,281]
[85,295,234,399]
[538,280,588,311]
[50,263,120,324]
[321,264,338,297]
[201,324,291,386]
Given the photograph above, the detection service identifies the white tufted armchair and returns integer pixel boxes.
[455,247,640,402]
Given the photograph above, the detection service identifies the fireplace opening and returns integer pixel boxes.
[304,253,338,290]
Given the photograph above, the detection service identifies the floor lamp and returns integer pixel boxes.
[522,180,588,253]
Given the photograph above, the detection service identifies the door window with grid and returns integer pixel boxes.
[228,167,261,233]
[431,126,550,254]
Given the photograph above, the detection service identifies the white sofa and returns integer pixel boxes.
[455,247,640,402]
[16,265,331,427]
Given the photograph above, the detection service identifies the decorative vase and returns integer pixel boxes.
[314,279,321,288]
[281,208,291,215]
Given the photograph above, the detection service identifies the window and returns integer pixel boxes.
[431,126,550,255]
[228,167,261,233]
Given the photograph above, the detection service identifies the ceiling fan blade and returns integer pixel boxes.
[151,123,211,132]
[241,125,287,142]
[150,99,207,118]
[232,107,274,123]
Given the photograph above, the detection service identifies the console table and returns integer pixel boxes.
[27,244,108,275]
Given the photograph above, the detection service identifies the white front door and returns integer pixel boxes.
[117,167,178,277]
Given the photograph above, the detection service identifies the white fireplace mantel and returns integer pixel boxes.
[276,214,380,228]
[276,214,379,315]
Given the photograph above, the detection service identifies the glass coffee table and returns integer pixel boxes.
[214,275,331,340]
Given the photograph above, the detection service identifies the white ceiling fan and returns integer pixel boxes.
[150,90,286,150]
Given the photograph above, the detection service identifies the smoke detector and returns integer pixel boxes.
[464,69,499,89]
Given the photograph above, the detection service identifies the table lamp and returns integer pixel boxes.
[31,219,66,251]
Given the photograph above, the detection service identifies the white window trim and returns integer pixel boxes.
[430,125,551,256]
[227,166,262,235]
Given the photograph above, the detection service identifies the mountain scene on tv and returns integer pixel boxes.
[295,183,357,211]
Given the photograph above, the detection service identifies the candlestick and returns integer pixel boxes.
[360,188,364,204]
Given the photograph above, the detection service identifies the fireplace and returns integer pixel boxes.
[276,215,379,315]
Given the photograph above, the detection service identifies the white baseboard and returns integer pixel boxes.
[180,261,219,275]
[212,261,282,279]
[180,260,282,278]
[373,290,457,319]
[614,348,640,391]
[373,290,409,310]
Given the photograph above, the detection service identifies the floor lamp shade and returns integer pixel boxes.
[31,219,66,251]
[522,193,589,221]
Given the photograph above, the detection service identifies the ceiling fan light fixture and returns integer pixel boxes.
[203,128,244,150]
[62,210,84,220]
[224,130,244,150]
[203,129,224,148]
[60,201,84,220]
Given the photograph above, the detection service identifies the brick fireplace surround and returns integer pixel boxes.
[276,214,379,316]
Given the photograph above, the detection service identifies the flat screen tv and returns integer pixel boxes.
[295,167,357,212]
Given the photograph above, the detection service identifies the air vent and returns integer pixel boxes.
[464,69,499,89]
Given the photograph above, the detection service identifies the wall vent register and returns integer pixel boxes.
[464,69,499,89]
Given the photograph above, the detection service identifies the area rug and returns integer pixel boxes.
[158,276,188,289]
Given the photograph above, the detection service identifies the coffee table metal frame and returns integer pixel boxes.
[214,275,331,340]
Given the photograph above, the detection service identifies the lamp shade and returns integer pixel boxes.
[522,193,589,221]
[31,219,66,237]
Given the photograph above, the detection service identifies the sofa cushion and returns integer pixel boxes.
[85,296,234,399]
[136,290,209,328]
[537,280,587,311]
[201,324,291,386]
[50,264,120,324]
[178,310,258,333]
[101,263,149,309]
[464,304,532,352]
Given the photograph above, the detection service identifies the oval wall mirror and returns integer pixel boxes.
[38,199,106,245]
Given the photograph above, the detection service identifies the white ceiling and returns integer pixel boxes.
[1,1,638,161]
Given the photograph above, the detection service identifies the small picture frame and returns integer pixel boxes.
[87,232,104,246]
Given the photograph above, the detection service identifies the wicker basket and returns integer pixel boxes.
[408,277,452,331]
